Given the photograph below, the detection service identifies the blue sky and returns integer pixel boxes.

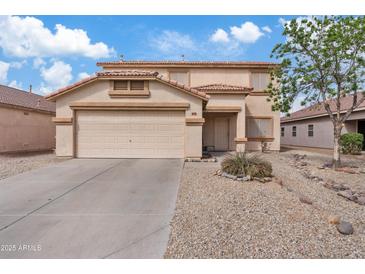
[0,15,295,95]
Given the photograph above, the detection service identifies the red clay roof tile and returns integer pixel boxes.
[194,83,253,93]
[97,60,278,67]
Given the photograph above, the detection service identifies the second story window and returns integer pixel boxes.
[169,71,189,86]
[308,124,314,137]
[114,80,128,90]
[251,72,270,91]
[281,127,285,137]
[130,80,145,90]
[113,80,146,91]
[292,126,297,137]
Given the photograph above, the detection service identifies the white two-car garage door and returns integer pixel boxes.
[76,110,185,158]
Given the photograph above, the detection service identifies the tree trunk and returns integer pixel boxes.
[333,124,342,168]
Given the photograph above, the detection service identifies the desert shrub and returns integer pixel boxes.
[221,152,272,178]
[339,133,363,155]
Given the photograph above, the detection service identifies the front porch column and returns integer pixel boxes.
[235,102,247,152]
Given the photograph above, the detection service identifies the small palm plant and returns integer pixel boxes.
[221,152,272,178]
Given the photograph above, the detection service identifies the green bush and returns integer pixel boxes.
[339,133,363,155]
[221,152,272,178]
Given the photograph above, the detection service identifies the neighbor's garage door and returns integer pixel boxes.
[76,110,185,158]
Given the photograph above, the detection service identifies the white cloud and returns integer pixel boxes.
[278,17,288,27]
[8,80,23,90]
[40,60,72,93]
[230,22,264,44]
[10,60,27,69]
[0,61,10,83]
[0,16,115,59]
[210,28,230,43]
[77,72,90,80]
[33,57,46,69]
[262,26,272,33]
[150,30,196,55]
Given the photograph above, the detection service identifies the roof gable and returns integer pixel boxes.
[45,70,209,101]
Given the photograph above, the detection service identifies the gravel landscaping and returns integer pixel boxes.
[164,148,365,258]
[0,150,66,180]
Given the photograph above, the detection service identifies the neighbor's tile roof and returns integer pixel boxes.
[194,83,253,93]
[281,93,365,123]
[0,84,55,113]
[97,60,278,67]
[45,70,209,101]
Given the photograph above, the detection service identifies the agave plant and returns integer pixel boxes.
[221,152,272,178]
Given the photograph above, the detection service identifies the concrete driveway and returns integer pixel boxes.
[0,158,183,258]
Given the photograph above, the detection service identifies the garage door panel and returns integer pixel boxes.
[76,110,185,158]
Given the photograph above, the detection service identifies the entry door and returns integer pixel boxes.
[358,120,365,150]
[76,110,185,158]
[214,117,229,151]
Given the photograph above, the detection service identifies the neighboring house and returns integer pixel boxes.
[45,61,280,159]
[281,94,365,149]
[0,85,56,153]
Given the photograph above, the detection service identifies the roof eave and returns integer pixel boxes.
[96,63,279,69]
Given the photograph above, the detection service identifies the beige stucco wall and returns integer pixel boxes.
[0,106,55,153]
[245,95,281,151]
[103,67,257,89]
[281,113,364,149]
[54,80,203,158]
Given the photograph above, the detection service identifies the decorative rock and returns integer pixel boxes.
[356,196,365,205]
[263,177,272,182]
[254,177,266,183]
[328,215,341,225]
[337,190,355,201]
[298,194,313,205]
[273,178,283,186]
[221,172,237,180]
[335,167,358,174]
[336,221,354,235]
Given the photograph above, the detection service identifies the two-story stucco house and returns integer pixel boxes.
[45,61,280,159]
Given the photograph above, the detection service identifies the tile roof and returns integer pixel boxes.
[97,70,159,77]
[97,60,278,67]
[194,83,253,94]
[281,93,365,123]
[0,84,55,113]
[45,70,209,101]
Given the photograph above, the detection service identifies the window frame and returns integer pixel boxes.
[281,127,285,137]
[110,80,149,98]
[308,124,314,137]
[292,126,297,137]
